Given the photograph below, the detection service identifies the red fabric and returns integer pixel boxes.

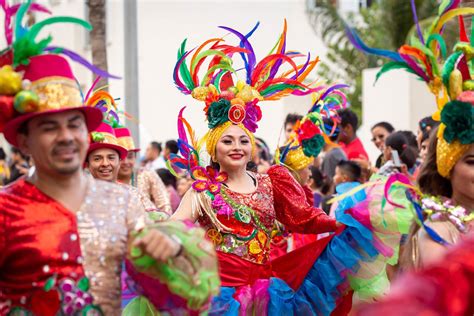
[355,235,474,316]
[17,55,75,81]
[331,291,353,316]
[339,137,369,160]
[268,165,337,234]
[0,179,85,307]
[218,234,334,291]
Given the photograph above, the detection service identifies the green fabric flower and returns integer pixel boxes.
[302,134,325,157]
[207,99,231,129]
[441,100,474,144]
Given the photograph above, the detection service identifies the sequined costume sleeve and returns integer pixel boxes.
[138,169,172,215]
[268,165,337,234]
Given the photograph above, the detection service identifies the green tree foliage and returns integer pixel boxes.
[306,0,440,118]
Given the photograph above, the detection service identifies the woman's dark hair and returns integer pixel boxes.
[156,168,177,189]
[420,130,431,144]
[401,129,452,271]
[417,128,452,197]
[371,121,395,133]
[385,131,418,169]
[418,116,439,134]
[0,148,6,160]
[310,166,332,195]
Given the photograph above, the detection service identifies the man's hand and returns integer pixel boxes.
[133,229,181,261]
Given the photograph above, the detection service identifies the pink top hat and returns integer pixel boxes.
[114,127,140,152]
[87,122,127,160]
[1,55,103,146]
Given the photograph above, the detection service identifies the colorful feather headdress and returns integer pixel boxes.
[346,0,474,178]
[173,21,321,134]
[277,84,348,171]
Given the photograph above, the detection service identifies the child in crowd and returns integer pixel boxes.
[333,160,362,187]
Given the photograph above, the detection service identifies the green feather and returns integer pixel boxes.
[177,39,194,90]
[260,83,303,96]
[190,49,229,74]
[442,51,462,91]
[29,17,91,41]
[426,34,447,60]
[375,61,420,84]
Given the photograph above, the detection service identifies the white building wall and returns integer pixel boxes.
[360,67,436,163]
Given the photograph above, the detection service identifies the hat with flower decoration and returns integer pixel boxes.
[277,84,348,171]
[346,1,474,178]
[0,0,119,147]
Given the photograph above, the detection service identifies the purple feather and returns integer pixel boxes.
[45,46,121,79]
[219,24,258,84]
[319,84,349,102]
[410,0,425,45]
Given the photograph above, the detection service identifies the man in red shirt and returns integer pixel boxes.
[337,109,369,160]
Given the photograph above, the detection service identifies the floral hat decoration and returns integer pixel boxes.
[346,0,474,178]
[0,0,119,146]
[173,21,322,160]
[277,84,348,171]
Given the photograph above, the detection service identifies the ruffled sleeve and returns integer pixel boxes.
[268,165,337,234]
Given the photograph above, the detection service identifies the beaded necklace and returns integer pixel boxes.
[422,195,473,233]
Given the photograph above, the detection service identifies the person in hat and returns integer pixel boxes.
[346,1,474,271]
[116,126,172,215]
[86,121,128,182]
[0,2,218,315]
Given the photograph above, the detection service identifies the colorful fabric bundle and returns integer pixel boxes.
[128,220,220,312]
[277,83,348,171]
[346,0,474,177]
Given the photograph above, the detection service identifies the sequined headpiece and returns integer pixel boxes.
[277,84,348,171]
[0,0,118,146]
[347,2,474,177]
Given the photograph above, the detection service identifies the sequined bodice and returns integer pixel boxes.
[199,172,277,264]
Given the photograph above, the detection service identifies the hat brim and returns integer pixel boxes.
[87,143,128,160]
[3,107,104,147]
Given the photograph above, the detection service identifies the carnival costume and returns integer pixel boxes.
[0,1,219,314]
[346,0,474,268]
[170,21,415,315]
[114,126,173,215]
